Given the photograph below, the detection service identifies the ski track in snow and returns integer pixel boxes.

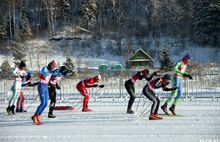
[0,99,220,142]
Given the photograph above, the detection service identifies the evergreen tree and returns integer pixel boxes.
[79,0,97,29]
[11,40,26,66]
[54,0,71,23]
[20,1,32,41]
[193,0,220,46]
[63,57,77,78]
[159,48,173,71]
[0,17,6,40]
[0,59,12,79]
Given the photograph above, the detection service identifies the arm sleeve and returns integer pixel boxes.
[41,67,51,76]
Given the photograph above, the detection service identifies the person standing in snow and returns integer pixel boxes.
[31,60,61,125]
[125,69,157,114]
[143,74,177,120]
[76,75,104,112]
[6,61,27,115]
[16,71,38,113]
[48,66,69,118]
[161,53,193,115]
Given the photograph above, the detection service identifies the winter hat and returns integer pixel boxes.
[19,61,26,69]
[183,53,191,60]
[142,69,149,74]
[95,75,101,81]
[163,74,171,81]
[48,60,57,70]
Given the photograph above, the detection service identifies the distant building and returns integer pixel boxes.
[127,48,154,69]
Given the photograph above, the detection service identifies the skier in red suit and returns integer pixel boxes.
[76,75,104,112]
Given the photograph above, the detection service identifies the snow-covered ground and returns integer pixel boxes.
[0,98,219,142]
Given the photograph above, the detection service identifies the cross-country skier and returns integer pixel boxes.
[48,66,69,118]
[142,74,177,120]
[125,69,157,114]
[161,53,193,115]
[16,71,38,113]
[31,60,61,125]
[76,75,104,112]
[6,61,27,115]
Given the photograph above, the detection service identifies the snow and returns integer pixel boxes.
[0,98,219,142]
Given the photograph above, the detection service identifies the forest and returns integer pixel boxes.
[0,0,220,48]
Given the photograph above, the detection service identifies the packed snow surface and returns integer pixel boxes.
[0,98,219,142]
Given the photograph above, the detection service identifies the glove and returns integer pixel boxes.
[99,84,105,88]
[187,74,193,80]
[56,84,61,89]
[152,72,157,76]
[93,84,99,87]
[183,74,188,78]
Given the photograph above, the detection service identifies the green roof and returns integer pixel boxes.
[99,64,109,70]
[129,49,154,62]
[112,64,124,70]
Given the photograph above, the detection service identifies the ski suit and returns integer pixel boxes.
[143,77,175,114]
[165,61,189,105]
[48,75,63,115]
[16,77,38,110]
[124,70,154,110]
[76,77,98,109]
[34,67,60,115]
[9,67,27,107]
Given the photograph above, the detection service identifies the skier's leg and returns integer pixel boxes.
[142,87,160,120]
[169,77,181,115]
[173,79,182,106]
[125,81,135,113]
[161,76,178,114]
[20,91,25,112]
[16,92,22,112]
[76,84,91,111]
[9,83,21,114]
[155,96,160,114]
[48,87,57,118]
[34,84,48,115]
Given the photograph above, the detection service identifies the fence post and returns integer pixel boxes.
[4,80,7,103]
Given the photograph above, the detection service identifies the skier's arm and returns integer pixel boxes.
[28,82,39,87]
[162,83,177,91]
[145,72,157,81]
[13,68,27,77]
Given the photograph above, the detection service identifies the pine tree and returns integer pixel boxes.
[11,40,26,66]
[79,0,97,29]
[159,48,173,71]
[193,0,220,46]
[0,16,6,39]
[63,57,77,78]
[0,59,12,79]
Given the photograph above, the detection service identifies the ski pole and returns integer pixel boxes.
[137,101,152,120]
[25,94,39,111]
[136,92,142,112]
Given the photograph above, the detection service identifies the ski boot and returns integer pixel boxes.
[48,113,56,118]
[6,106,12,115]
[11,105,15,115]
[19,107,27,113]
[16,107,20,113]
[31,115,42,125]
[127,109,134,114]
[161,103,169,115]
[149,113,159,120]
[169,104,176,115]
[82,107,92,112]
[154,113,163,119]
